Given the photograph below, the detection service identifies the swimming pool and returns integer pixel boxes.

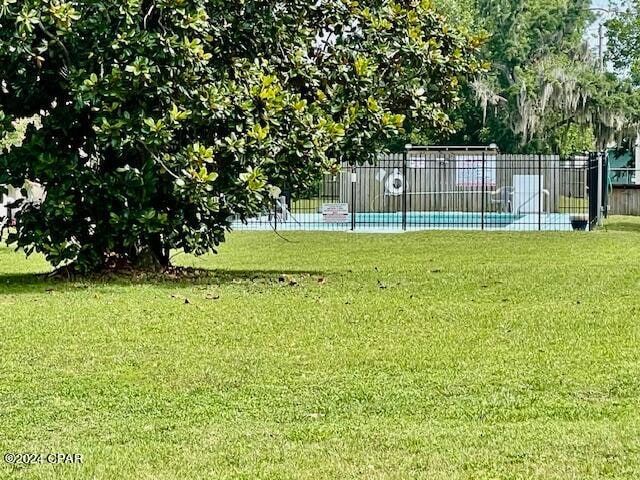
[354,212,523,227]
[235,210,577,232]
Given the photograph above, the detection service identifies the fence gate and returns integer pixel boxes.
[587,152,608,228]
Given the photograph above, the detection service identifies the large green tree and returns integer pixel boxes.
[0,0,481,272]
[426,0,638,153]
[607,1,640,86]
[453,0,596,151]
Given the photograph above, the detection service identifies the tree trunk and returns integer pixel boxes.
[135,235,170,270]
[150,234,171,267]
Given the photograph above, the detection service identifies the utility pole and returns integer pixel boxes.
[583,7,613,71]
[598,23,604,72]
[584,6,613,220]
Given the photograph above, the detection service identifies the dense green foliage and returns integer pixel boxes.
[604,0,640,147]
[424,0,640,153]
[451,0,595,151]
[608,2,640,86]
[0,1,481,272]
[2,221,640,479]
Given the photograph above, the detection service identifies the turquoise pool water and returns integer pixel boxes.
[236,211,574,231]
[355,212,523,227]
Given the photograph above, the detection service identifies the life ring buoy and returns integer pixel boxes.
[385,168,405,196]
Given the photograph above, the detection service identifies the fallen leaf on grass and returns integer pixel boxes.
[278,274,298,287]
[304,412,326,419]
[170,294,191,304]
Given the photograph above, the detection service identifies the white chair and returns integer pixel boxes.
[490,186,514,213]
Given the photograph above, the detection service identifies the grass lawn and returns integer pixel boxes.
[1,216,640,479]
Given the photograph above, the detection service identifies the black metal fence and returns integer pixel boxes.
[235,151,607,232]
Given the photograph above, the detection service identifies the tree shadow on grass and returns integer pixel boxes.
[0,268,327,295]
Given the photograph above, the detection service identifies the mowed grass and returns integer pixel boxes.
[1,217,640,479]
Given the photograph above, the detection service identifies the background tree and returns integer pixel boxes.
[414,0,638,153]
[453,0,595,151]
[0,0,482,273]
[607,1,640,86]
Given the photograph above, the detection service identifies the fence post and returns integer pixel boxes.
[538,154,542,231]
[603,153,609,219]
[597,151,604,226]
[635,134,640,186]
[587,153,597,229]
[351,166,357,231]
[402,151,407,231]
[481,152,486,230]
[273,196,278,232]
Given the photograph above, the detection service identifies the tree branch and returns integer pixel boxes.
[139,141,181,180]
[37,22,71,68]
